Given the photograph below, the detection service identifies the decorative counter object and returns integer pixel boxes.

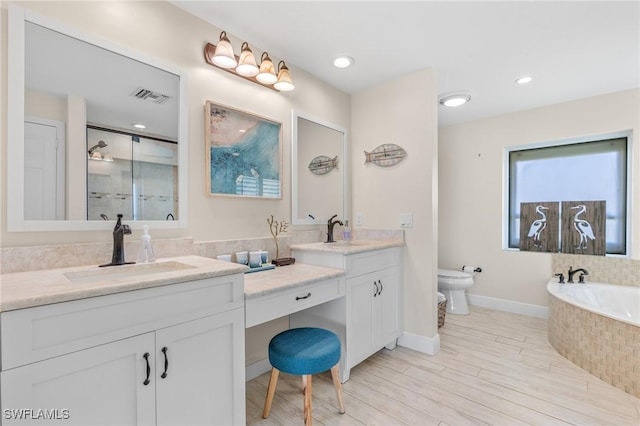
[364,143,406,167]
[271,257,295,266]
[267,214,293,265]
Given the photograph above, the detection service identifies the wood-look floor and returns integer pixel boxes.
[246,306,640,426]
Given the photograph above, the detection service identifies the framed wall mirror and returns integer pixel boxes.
[291,111,349,225]
[7,5,188,231]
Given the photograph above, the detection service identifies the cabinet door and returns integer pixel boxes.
[346,274,376,368]
[155,308,245,426]
[375,267,400,347]
[1,333,155,426]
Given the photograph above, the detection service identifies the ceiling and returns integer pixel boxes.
[172,1,639,127]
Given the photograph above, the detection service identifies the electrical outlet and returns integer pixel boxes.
[355,213,364,226]
[399,213,413,228]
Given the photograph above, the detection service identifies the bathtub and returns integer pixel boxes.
[547,279,640,398]
[547,281,639,326]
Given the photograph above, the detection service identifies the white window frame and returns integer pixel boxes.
[503,130,633,257]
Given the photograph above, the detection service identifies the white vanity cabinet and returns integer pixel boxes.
[290,245,403,382]
[0,274,245,426]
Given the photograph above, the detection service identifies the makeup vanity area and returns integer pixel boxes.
[1,240,403,426]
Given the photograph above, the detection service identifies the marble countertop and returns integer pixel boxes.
[244,263,345,300]
[0,255,247,312]
[290,239,404,255]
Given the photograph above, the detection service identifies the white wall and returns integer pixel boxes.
[351,69,440,343]
[439,89,639,308]
[0,1,350,247]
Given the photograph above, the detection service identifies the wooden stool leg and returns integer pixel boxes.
[262,368,280,419]
[330,365,345,414]
[303,374,313,426]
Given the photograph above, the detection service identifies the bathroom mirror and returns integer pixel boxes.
[291,111,348,225]
[7,5,188,231]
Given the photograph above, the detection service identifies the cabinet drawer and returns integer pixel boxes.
[346,248,400,278]
[1,274,244,370]
[245,277,345,328]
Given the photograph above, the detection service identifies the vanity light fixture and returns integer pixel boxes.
[439,94,471,107]
[274,61,295,91]
[515,75,533,85]
[204,32,294,91]
[236,42,259,77]
[256,52,278,84]
[211,31,237,68]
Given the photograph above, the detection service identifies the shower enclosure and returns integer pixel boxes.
[86,127,178,221]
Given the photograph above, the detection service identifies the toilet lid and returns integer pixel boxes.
[438,268,472,279]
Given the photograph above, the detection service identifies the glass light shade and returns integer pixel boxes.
[212,31,237,69]
[274,61,295,91]
[236,42,259,77]
[256,52,277,84]
[89,151,103,160]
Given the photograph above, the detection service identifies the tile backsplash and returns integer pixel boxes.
[552,253,640,287]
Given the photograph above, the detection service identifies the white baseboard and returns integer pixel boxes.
[466,293,548,319]
[245,358,271,382]
[398,331,440,355]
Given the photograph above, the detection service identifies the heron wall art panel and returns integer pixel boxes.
[519,202,559,252]
[205,101,282,199]
[561,201,606,256]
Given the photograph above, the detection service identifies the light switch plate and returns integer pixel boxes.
[355,213,364,226]
[399,213,413,228]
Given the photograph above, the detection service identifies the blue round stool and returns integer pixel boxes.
[262,327,345,425]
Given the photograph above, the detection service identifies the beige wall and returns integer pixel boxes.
[439,89,640,308]
[1,1,350,247]
[351,69,440,339]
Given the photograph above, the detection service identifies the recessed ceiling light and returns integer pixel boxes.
[132,123,146,129]
[333,56,354,68]
[515,75,533,85]
[439,94,471,107]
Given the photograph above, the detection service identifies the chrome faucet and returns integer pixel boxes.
[567,266,589,283]
[100,214,135,267]
[326,214,343,243]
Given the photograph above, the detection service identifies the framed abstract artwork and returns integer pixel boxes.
[205,101,282,198]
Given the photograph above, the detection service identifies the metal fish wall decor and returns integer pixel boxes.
[308,155,339,175]
[364,143,406,167]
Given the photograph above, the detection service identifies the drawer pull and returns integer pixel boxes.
[143,352,151,385]
[295,292,312,301]
[161,346,169,379]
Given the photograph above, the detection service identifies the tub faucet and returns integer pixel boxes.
[325,214,343,243]
[100,214,135,267]
[567,266,589,283]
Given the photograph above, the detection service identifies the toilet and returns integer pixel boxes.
[437,268,475,315]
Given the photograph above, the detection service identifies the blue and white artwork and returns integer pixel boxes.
[206,102,281,198]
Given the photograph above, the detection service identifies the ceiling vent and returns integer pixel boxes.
[130,87,171,104]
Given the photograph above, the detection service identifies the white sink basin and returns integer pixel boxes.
[64,261,196,284]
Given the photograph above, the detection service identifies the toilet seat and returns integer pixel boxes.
[437,269,473,284]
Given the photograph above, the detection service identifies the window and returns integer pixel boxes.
[507,135,629,255]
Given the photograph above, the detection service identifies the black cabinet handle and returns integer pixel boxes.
[161,346,169,379]
[143,352,151,385]
[295,292,311,300]
[378,279,383,295]
[373,281,379,297]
